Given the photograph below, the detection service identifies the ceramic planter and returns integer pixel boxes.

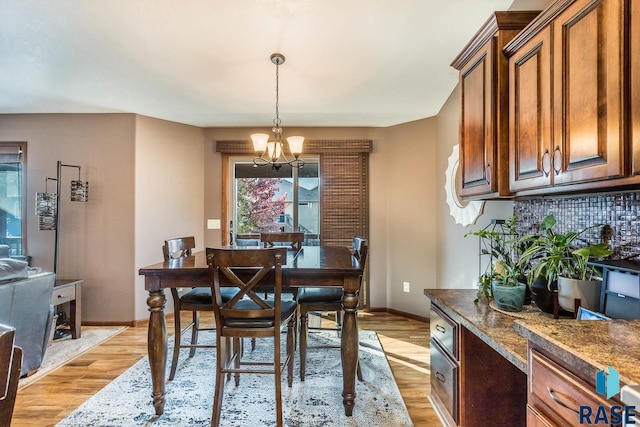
[557,276,602,313]
[492,281,526,312]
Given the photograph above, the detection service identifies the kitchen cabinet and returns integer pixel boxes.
[429,304,458,426]
[451,11,540,199]
[632,0,640,176]
[505,0,627,195]
[528,347,618,426]
[508,25,553,192]
[428,301,527,426]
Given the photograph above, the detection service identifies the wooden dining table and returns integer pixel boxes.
[138,245,364,417]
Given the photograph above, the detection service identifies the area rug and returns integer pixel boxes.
[57,330,413,426]
[19,326,127,389]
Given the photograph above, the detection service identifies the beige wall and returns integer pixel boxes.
[134,115,205,320]
[435,87,513,297]
[0,89,514,323]
[0,113,137,322]
[203,124,440,316]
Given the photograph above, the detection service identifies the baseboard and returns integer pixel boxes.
[81,321,137,327]
[364,307,429,323]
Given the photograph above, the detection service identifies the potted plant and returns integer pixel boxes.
[517,215,613,314]
[466,215,527,312]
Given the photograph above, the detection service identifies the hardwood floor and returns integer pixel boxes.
[11,311,439,426]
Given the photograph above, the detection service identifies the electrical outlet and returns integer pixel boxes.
[403,281,410,293]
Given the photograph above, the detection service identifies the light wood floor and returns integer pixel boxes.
[11,311,439,426]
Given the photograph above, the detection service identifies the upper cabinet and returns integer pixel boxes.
[451,11,540,200]
[632,0,640,176]
[505,0,630,196]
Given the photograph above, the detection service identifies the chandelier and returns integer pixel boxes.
[251,53,304,170]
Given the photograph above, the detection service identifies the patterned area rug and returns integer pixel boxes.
[57,330,413,426]
[19,326,127,389]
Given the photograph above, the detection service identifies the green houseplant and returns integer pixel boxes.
[517,215,613,313]
[466,215,527,311]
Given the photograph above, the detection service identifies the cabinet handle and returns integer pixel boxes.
[485,164,491,185]
[552,146,562,176]
[435,324,446,334]
[547,387,579,414]
[541,149,551,177]
[435,371,446,383]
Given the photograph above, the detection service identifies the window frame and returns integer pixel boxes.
[0,141,27,256]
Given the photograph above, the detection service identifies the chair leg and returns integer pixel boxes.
[211,336,227,427]
[168,310,182,381]
[299,308,308,381]
[274,327,283,427]
[287,317,295,387]
[357,358,363,381]
[234,337,241,386]
[189,311,199,358]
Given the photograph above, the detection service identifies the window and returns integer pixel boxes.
[230,159,320,245]
[0,142,26,255]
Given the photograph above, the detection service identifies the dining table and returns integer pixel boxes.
[138,245,364,417]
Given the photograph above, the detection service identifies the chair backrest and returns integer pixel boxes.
[206,247,284,329]
[162,236,196,261]
[260,232,304,251]
[352,237,368,270]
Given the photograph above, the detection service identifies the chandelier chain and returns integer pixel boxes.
[273,60,282,133]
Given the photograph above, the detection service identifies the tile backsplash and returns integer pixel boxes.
[513,191,640,259]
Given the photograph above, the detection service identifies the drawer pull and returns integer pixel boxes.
[547,386,579,413]
[58,294,64,298]
[435,324,446,334]
[435,371,446,383]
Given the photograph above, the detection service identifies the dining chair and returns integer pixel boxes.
[207,247,297,427]
[163,236,235,381]
[0,324,22,427]
[260,231,304,251]
[296,237,367,381]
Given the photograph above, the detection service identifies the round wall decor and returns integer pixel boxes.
[444,144,484,227]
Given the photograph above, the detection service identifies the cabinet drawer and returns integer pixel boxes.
[430,304,458,359]
[529,349,615,426]
[527,404,556,427]
[430,338,458,425]
[51,285,75,305]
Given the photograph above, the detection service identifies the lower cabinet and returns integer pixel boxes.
[429,303,527,426]
[430,338,458,426]
[528,348,620,427]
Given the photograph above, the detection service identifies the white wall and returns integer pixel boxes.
[134,115,205,320]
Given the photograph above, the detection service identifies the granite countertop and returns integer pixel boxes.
[514,318,640,387]
[424,288,640,388]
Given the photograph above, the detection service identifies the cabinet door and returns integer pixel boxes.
[632,0,640,175]
[552,0,625,185]
[458,38,496,198]
[509,26,553,192]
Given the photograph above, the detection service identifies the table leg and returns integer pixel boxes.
[147,290,167,416]
[341,285,359,416]
[69,282,81,339]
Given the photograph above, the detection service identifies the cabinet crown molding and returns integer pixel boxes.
[451,10,541,69]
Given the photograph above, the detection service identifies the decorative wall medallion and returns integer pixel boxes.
[444,144,484,226]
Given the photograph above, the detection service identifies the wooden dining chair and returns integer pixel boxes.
[260,231,304,251]
[296,237,367,381]
[0,324,22,427]
[163,236,235,381]
[207,247,297,427]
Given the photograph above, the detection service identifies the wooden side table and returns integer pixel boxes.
[51,279,82,339]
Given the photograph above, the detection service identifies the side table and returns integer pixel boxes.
[51,279,83,339]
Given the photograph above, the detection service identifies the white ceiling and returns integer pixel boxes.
[0,0,551,128]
